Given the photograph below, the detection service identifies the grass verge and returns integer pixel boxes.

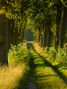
[33,42,67,79]
[31,50,67,89]
[0,64,27,89]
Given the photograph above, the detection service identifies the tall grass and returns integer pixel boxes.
[31,50,67,89]
[34,42,67,77]
[8,43,28,64]
[34,42,67,65]
[0,43,29,89]
[0,64,26,89]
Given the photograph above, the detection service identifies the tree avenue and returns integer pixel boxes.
[0,0,67,65]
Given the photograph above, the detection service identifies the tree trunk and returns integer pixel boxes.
[55,2,62,48]
[47,29,53,47]
[60,6,67,47]
[45,20,52,47]
[42,24,47,48]
[0,14,8,65]
[8,19,14,46]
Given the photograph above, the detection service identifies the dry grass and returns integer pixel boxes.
[0,64,26,89]
[33,42,43,53]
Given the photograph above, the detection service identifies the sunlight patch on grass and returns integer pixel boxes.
[0,64,26,89]
[32,51,67,89]
[36,67,56,75]
[60,69,67,77]
[33,42,43,53]
[35,66,67,89]
[33,42,67,84]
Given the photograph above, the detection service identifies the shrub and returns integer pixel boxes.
[56,46,67,64]
[8,43,28,64]
[43,46,67,64]
[43,47,56,63]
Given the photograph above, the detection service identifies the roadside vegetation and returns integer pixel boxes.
[0,64,26,89]
[0,0,67,89]
[34,42,67,78]
[0,43,29,89]
[30,50,67,89]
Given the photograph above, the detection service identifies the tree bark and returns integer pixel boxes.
[55,2,62,48]
[0,14,8,65]
[42,23,47,48]
[60,6,67,47]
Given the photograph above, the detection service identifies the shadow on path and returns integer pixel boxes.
[35,50,67,84]
[26,53,36,89]
[15,69,30,89]
[16,43,67,89]
[32,44,67,84]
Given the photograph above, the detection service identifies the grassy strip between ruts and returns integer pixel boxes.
[30,50,67,89]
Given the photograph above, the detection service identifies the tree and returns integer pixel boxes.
[0,1,8,65]
[61,6,67,47]
[55,0,63,48]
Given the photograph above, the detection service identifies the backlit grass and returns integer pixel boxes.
[0,64,26,89]
[34,42,67,80]
[35,66,67,89]
[0,43,29,89]
[31,50,67,89]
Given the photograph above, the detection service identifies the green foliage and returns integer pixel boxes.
[8,43,28,64]
[2,0,67,65]
[30,49,67,89]
[43,46,67,65]
[3,0,31,32]
[61,0,67,7]
[43,47,56,63]
[49,47,56,61]
[56,46,67,64]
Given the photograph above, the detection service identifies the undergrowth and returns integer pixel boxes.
[0,43,29,89]
[34,42,67,65]
[8,43,29,64]
[30,50,67,89]
[34,42,67,77]
[0,64,26,89]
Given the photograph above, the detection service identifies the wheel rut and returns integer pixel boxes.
[26,55,36,89]
[26,43,36,89]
